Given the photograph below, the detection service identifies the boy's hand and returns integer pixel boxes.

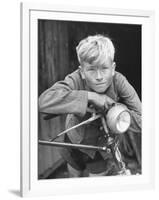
[88,92,115,111]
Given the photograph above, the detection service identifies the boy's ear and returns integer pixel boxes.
[79,66,85,79]
[112,62,116,76]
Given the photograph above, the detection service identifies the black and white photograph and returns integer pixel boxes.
[20,3,156,197]
[1,0,159,199]
[38,20,142,179]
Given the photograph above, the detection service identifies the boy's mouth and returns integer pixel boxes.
[95,82,107,86]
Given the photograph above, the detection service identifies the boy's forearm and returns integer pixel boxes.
[39,88,88,117]
[88,91,116,111]
[128,110,141,133]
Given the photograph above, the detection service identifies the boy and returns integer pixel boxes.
[39,35,141,177]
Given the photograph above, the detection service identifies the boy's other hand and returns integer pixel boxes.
[88,92,115,111]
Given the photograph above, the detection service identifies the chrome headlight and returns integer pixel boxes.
[106,104,131,134]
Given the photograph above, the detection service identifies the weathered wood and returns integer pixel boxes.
[38,20,69,177]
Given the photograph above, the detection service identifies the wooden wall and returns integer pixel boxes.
[38,20,141,178]
[38,20,69,177]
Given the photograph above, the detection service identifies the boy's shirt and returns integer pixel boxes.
[39,69,141,164]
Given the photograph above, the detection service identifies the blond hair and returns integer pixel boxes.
[76,35,115,66]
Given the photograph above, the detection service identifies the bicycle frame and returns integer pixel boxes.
[39,104,131,175]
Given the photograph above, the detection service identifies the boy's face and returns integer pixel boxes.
[80,58,116,93]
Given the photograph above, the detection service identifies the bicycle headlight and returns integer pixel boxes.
[106,104,131,134]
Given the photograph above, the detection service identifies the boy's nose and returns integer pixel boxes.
[96,70,103,81]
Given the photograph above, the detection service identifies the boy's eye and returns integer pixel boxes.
[103,68,108,70]
[99,67,108,71]
[86,66,109,72]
